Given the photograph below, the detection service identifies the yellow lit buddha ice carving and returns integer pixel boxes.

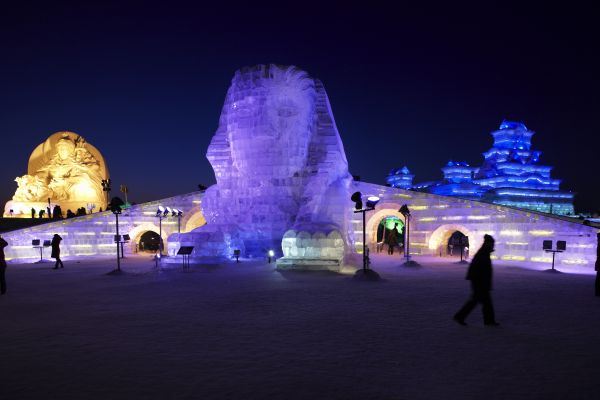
[4,131,109,217]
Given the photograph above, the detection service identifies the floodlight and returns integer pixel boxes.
[177,210,183,216]
[556,240,566,251]
[268,250,275,257]
[156,209,162,217]
[350,191,363,210]
[366,196,380,209]
[166,207,172,214]
[542,240,552,250]
[399,204,410,217]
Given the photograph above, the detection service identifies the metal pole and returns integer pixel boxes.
[362,210,367,271]
[116,213,121,271]
[406,214,410,261]
[159,216,163,256]
[404,215,408,261]
[178,215,181,234]
[552,251,556,271]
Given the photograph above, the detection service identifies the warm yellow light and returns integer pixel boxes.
[500,230,522,236]
[411,205,429,210]
[418,217,436,222]
[531,257,552,263]
[501,255,526,261]
[528,230,554,236]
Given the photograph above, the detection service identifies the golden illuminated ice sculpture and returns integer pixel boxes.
[4,131,109,217]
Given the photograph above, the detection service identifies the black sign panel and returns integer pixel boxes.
[177,246,194,255]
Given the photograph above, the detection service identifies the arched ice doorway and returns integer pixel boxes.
[364,207,406,253]
[428,224,476,258]
[138,231,162,252]
[126,222,162,254]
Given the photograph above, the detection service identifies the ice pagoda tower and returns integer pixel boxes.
[393,121,575,215]
[474,121,574,215]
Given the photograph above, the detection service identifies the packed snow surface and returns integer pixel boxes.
[1,254,599,399]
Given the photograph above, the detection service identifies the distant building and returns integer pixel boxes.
[386,121,575,215]
[386,166,414,189]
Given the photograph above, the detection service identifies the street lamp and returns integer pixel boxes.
[399,204,418,266]
[156,206,166,256]
[351,191,379,272]
[101,179,112,206]
[172,209,183,233]
[110,197,124,272]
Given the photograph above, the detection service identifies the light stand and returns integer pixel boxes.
[399,204,419,267]
[268,250,274,264]
[101,179,112,209]
[543,240,566,273]
[108,197,124,274]
[351,192,381,280]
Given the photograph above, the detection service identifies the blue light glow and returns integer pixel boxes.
[388,121,575,215]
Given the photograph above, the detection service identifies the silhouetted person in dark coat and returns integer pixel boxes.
[595,232,599,297]
[0,235,7,295]
[51,234,64,269]
[31,208,36,219]
[387,224,400,255]
[454,234,499,326]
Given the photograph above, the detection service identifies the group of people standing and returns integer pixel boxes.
[31,205,91,220]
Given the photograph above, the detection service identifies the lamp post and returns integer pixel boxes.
[172,209,183,234]
[110,197,124,272]
[101,179,112,208]
[351,192,379,271]
[399,204,418,266]
[156,207,165,256]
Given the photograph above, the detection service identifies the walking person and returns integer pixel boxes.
[0,235,8,295]
[387,224,399,255]
[51,234,64,269]
[453,234,499,326]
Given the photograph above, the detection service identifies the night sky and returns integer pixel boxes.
[1,2,598,212]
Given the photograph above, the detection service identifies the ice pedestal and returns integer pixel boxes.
[276,227,345,271]
[166,226,245,262]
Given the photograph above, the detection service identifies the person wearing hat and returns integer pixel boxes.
[453,234,500,326]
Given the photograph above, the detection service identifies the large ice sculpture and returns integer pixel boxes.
[4,131,109,217]
[169,65,353,263]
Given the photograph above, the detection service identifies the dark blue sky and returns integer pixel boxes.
[1,2,598,212]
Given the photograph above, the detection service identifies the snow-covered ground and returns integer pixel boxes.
[1,253,599,399]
